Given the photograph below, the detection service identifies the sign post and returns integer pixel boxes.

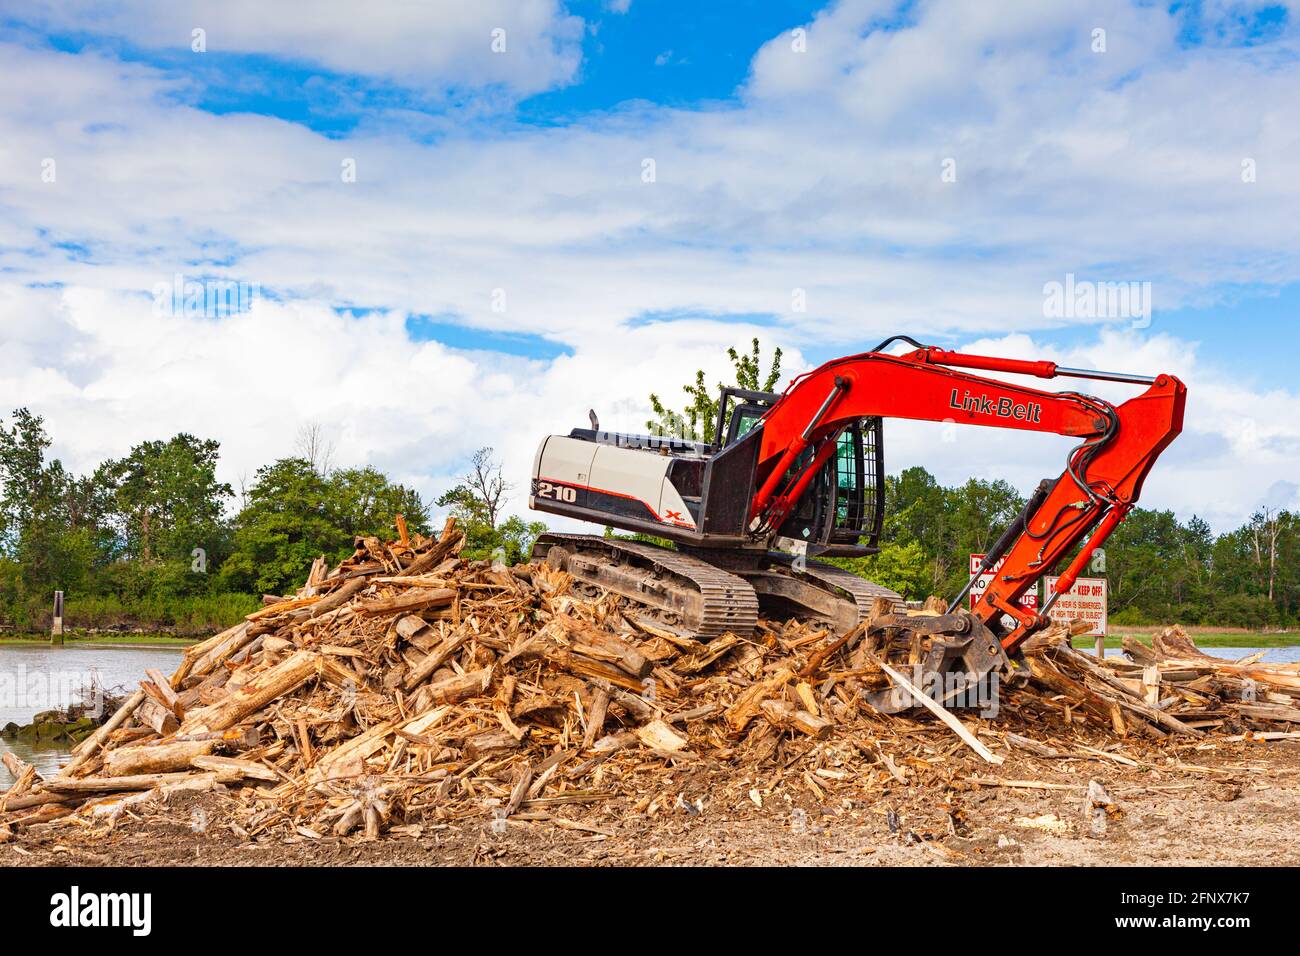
[51,589,65,645]
[1089,549,1107,657]
[1044,575,1108,655]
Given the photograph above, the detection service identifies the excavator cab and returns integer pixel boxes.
[715,387,884,556]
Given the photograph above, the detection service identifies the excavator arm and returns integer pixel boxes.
[747,341,1186,653]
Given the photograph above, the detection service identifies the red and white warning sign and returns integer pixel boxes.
[1043,575,1108,637]
[969,554,1038,630]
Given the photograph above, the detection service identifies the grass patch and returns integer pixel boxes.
[1071,630,1300,649]
[0,592,258,636]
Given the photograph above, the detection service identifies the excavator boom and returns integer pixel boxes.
[747,342,1186,652]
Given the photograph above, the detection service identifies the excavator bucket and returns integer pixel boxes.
[863,611,1010,715]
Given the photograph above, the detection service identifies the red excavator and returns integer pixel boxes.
[528,336,1185,709]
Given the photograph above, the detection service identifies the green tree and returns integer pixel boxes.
[831,539,932,601]
[647,338,783,443]
[0,408,56,555]
[221,457,429,595]
[331,466,430,540]
[101,434,233,566]
[437,447,543,563]
[0,410,115,598]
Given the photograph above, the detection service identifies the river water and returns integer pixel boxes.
[1,644,184,784]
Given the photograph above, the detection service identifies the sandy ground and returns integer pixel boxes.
[7,739,1299,867]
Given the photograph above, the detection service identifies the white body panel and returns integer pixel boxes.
[532,435,696,529]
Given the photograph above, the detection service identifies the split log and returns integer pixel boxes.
[504,764,533,817]
[1234,702,1300,724]
[760,700,832,738]
[5,804,75,827]
[403,629,471,690]
[0,790,70,812]
[356,587,456,616]
[581,685,611,749]
[186,621,254,684]
[635,719,688,752]
[142,670,183,718]
[395,522,462,577]
[105,739,216,777]
[724,667,795,732]
[551,614,651,678]
[191,755,280,781]
[427,667,492,706]
[309,719,399,780]
[173,620,250,688]
[465,730,521,760]
[42,769,241,794]
[2,752,37,795]
[247,595,319,620]
[135,697,180,737]
[394,614,430,641]
[543,646,657,694]
[292,577,368,621]
[182,650,324,733]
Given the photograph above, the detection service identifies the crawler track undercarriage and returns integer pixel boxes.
[531,532,902,641]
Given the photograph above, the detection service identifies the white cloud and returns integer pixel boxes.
[0,282,797,529]
[1,2,1298,531]
[15,0,584,97]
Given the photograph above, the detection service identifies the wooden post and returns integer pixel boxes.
[50,590,64,645]
[1095,631,1105,659]
[1142,665,1161,706]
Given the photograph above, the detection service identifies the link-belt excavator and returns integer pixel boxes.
[528,336,1185,710]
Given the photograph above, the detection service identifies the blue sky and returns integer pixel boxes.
[8,0,1295,381]
[2,0,1299,529]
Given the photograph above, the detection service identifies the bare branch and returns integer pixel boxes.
[295,423,336,476]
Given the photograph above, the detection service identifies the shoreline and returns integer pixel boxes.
[0,635,202,648]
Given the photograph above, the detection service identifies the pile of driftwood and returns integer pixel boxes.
[1014,624,1300,739]
[2,519,1296,842]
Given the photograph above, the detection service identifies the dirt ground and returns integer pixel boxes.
[7,738,1299,867]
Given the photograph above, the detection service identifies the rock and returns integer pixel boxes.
[35,720,69,741]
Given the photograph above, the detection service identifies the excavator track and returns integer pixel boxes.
[738,553,904,634]
[781,555,904,620]
[531,533,760,641]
